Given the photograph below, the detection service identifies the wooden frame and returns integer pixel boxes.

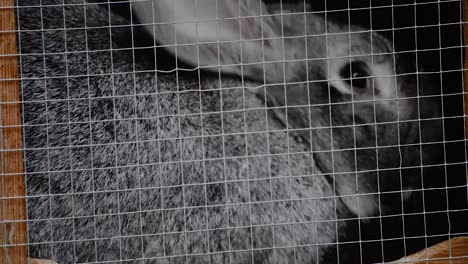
[0,0,27,263]
[391,237,468,264]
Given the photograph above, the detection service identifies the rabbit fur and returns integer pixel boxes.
[19,0,435,263]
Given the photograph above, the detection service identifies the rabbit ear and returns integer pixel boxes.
[132,0,282,79]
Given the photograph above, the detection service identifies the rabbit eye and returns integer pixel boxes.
[340,61,372,91]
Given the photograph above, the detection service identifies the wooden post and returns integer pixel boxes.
[0,0,28,263]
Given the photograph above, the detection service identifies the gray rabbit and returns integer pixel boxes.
[19,0,436,263]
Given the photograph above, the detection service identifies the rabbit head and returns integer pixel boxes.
[132,0,427,217]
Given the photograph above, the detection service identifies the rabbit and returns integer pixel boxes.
[19,0,438,263]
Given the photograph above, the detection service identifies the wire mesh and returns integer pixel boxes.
[1,0,467,263]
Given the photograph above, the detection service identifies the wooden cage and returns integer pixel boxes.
[0,0,467,263]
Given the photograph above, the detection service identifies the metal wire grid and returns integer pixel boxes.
[0,0,467,263]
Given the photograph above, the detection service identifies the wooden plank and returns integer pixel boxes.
[0,0,28,263]
[391,237,468,264]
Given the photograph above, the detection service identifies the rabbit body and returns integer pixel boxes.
[20,0,426,263]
